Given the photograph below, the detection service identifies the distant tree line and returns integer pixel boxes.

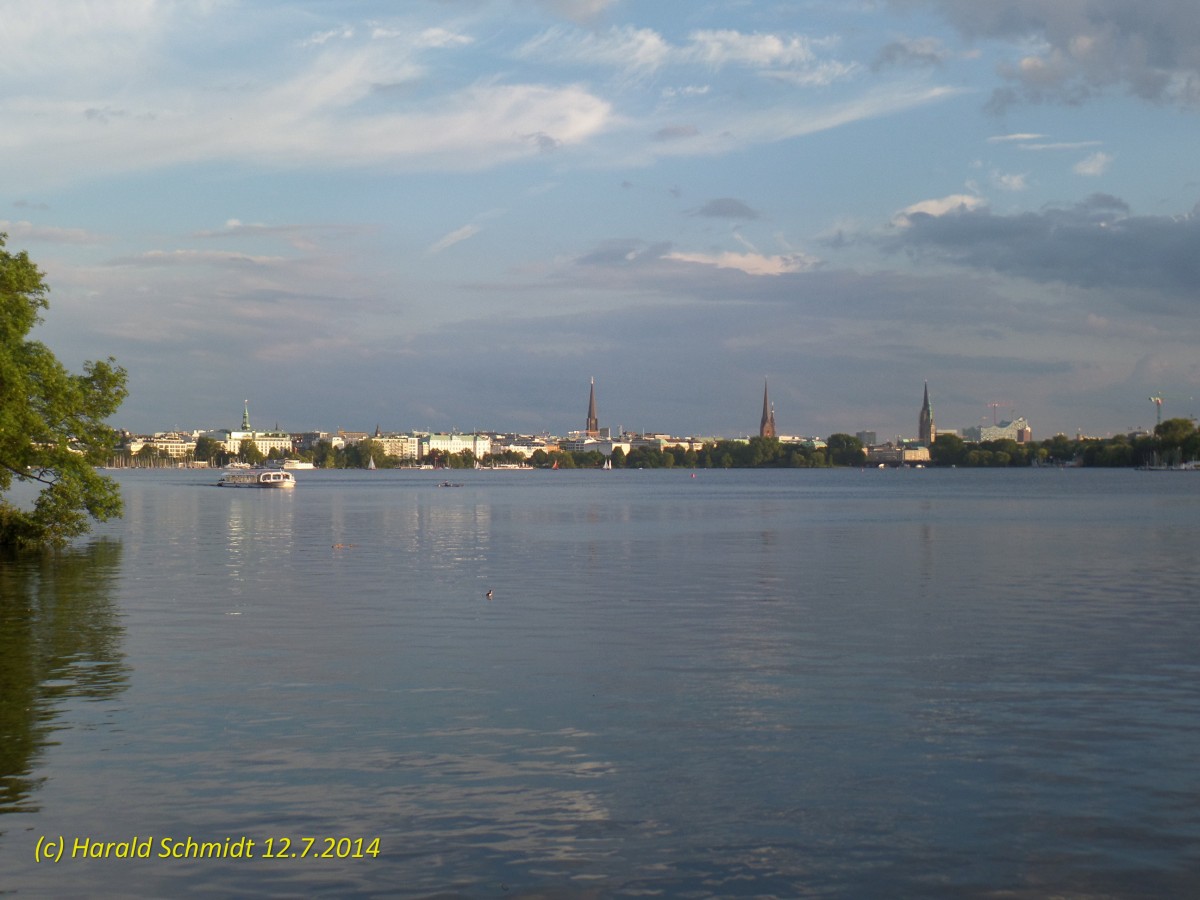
[930,418,1199,468]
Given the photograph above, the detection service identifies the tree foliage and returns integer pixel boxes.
[0,237,127,548]
[825,433,865,466]
[193,435,227,467]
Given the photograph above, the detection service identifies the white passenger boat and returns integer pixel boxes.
[266,459,315,470]
[217,468,296,488]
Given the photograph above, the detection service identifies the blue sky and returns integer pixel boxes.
[5,0,1199,439]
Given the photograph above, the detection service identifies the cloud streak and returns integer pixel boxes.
[428,224,482,255]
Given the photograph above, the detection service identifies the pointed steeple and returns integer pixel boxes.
[585,377,599,437]
[241,399,251,431]
[918,381,935,446]
[759,379,776,439]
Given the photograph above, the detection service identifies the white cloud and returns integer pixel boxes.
[765,62,861,87]
[121,249,288,268]
[518,25,671,75]
[518,25,856,85]
[988,132,1046,143]
[428,224,481,255]
[684,30,820,69]
[303,26,355,47]
[661,85,711,99]
[664,250,819,276]
[1018,140,1103,151]
[0,219,105,244]
[893,194,984,226]
[0,59,615,187]
[415,27,474,49]
[370,25,473,49]
[992,171,1028,191]
[0,0,175,84]
[1074,151,1113,176]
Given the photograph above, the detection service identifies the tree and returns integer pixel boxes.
[311,440,336,468]
[825,433,864,467]
[930,433,965,467]
[0,236,127,548]
[193,435,225,466]
[1155,417,1196,455]
[238,439,265,465]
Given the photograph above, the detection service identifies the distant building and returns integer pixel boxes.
[978,417,1032,443]
[422,433,491,458]
[491,435,555,458]
[864,444,931,466]
[759,379,776,439]
[918,381,935,446]
[295,431,334,451]
[856,431,877,447]
[204,401,294,457]
[371,433,421,460]
[123,431,197,459]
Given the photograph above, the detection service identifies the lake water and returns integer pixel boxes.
[1,467,1198,898]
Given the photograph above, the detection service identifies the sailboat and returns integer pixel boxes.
[366,455,376,470]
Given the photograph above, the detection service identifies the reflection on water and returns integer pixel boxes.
[0,541,127,816]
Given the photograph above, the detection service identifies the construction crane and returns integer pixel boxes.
[1149,395,1164,428]
[987,401,1012,426]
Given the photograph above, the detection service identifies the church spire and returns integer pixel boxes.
[918,381,935,446]
[759,379,776,439]
[585,377,599,437]
[241,399,251,431]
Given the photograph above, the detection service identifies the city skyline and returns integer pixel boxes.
[130,379,1046,444]
[4,1,1199,439]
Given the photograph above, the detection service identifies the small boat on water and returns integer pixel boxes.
[218,469,296,488]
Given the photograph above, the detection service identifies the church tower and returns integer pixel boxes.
[585,378,599,437]
[759,379,776,439]
[241,399,251,431]
[918,381,935,446]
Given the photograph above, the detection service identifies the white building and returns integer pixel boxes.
[201,426,294,457]
[125,432,197,459]
[371,434,421,460]
[558,437,632,455]
[489,435,555,458]
[421,433,492,459]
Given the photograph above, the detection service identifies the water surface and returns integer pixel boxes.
[1,468,1197,897]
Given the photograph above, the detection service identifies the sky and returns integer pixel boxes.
[4,0,1200,440]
